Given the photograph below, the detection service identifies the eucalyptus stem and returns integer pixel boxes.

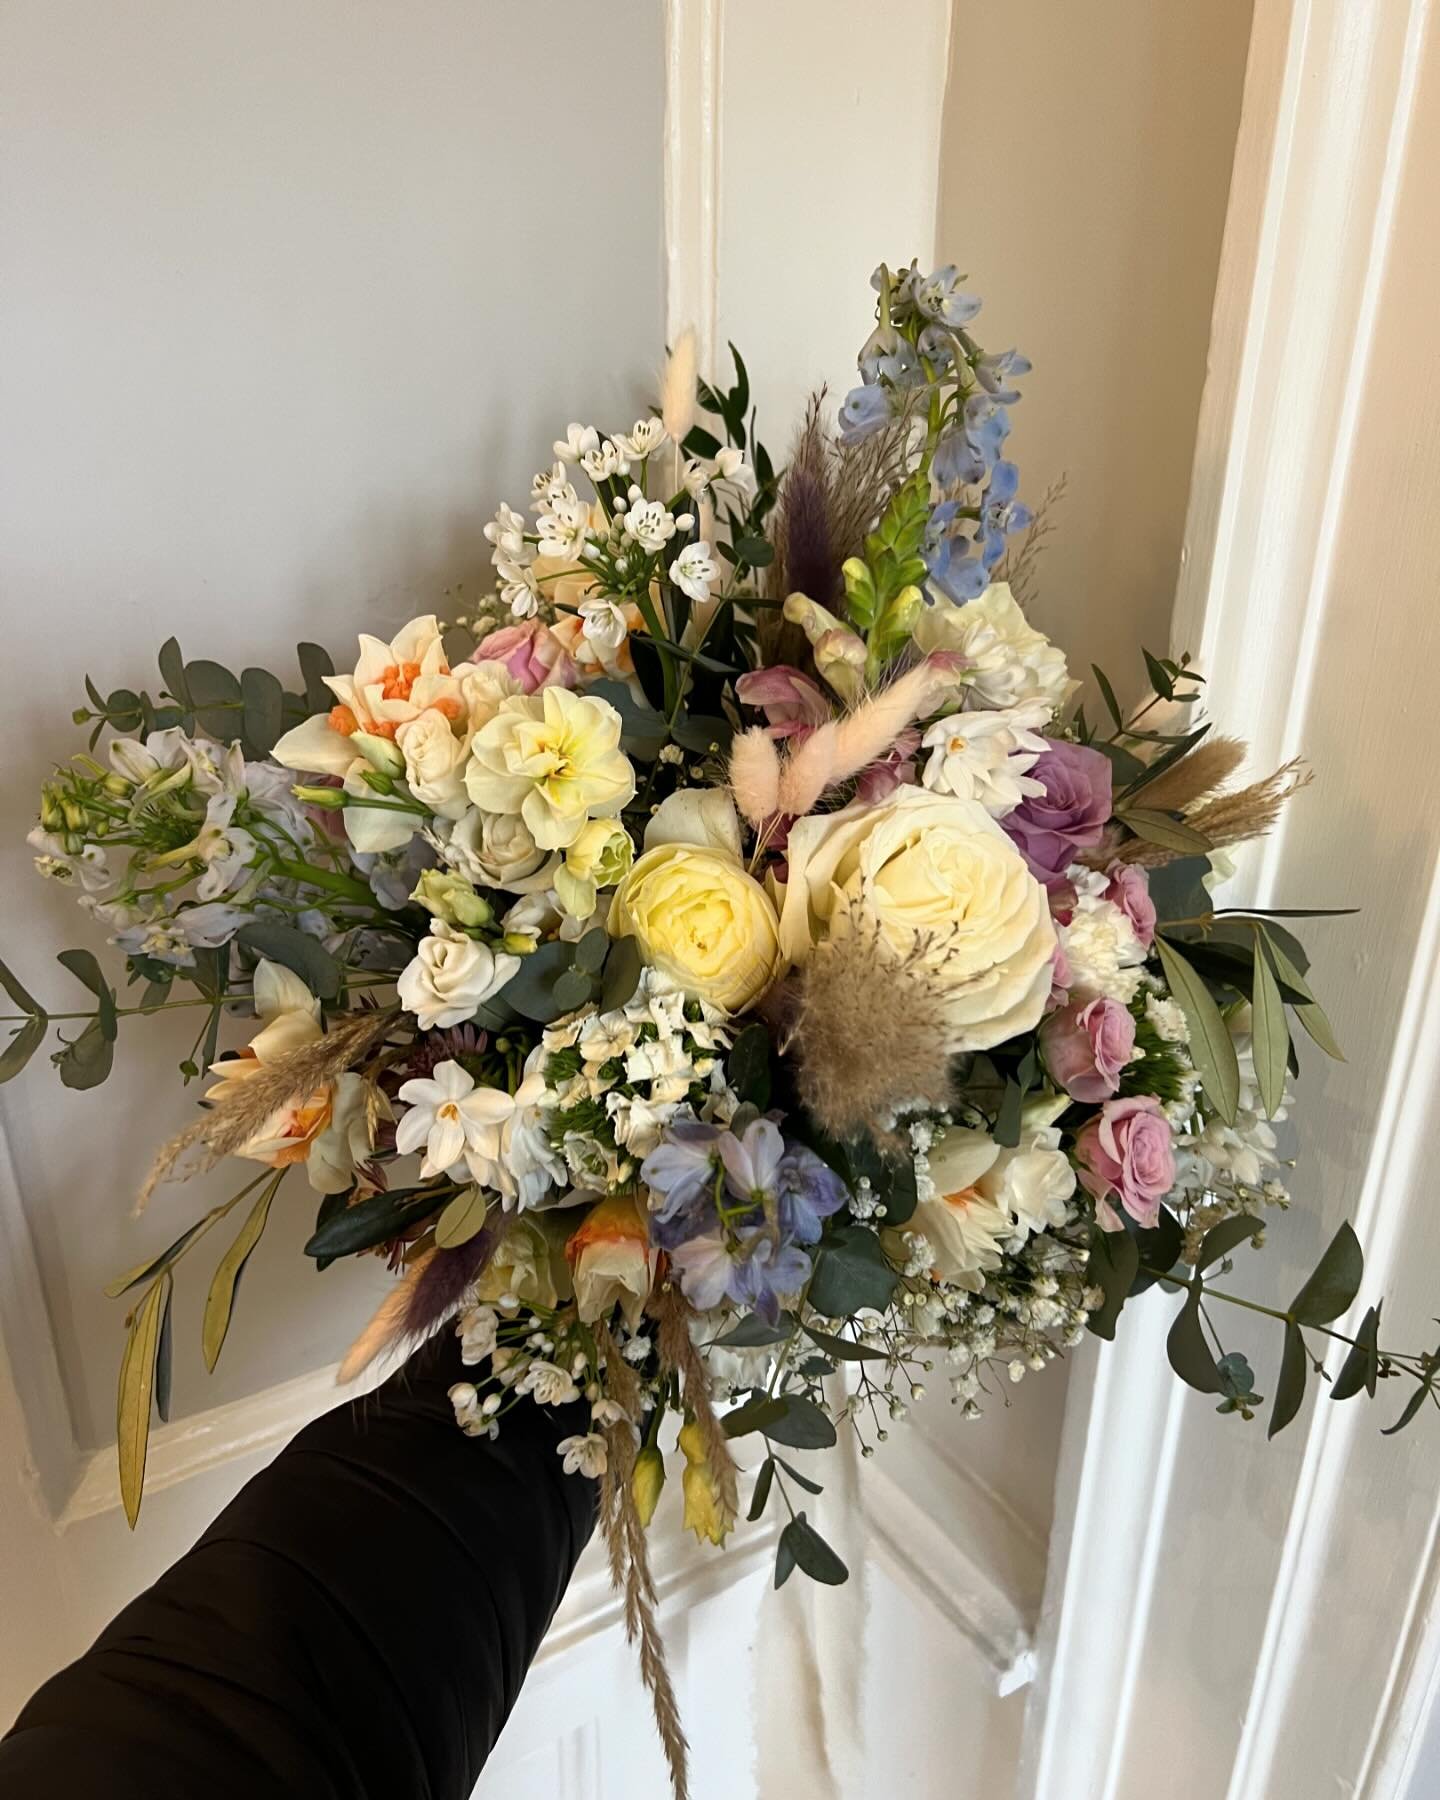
[0,973,396,1026]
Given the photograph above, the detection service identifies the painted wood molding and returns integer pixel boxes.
[663,0,724,369]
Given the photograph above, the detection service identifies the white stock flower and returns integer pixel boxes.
[920,706,1048,817]
[397,921,519,1029]
[1059,867,1146,1003]
[915,583,1074,716]
[622,497,677,553]
[670,540,719,603]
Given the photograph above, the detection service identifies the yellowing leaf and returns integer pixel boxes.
[202,1173,282,1372]
[117,1273,171,1530]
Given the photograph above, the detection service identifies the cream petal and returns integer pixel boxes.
[271,713,356,778]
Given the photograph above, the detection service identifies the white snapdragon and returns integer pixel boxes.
[670,541,719,603]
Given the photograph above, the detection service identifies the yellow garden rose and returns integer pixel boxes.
[777,786,1055,1052]
[610,839,781,1012]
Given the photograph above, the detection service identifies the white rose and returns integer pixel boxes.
[398,920,520,1029]
[914,583,1075,716]
[778,787,1055,1053]
[396,709,470,819]
[453,660,519,735]
[438,807,559,894]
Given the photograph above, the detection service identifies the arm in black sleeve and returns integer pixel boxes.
[0,1329,597,1800]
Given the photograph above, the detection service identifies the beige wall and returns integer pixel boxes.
[938,0,1254,703]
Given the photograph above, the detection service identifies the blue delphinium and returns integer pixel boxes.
[640,1115,847,1323]
[924,500,989,603]
[838,382,894,444]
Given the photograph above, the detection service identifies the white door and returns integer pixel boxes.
[1025,4,1440,1795]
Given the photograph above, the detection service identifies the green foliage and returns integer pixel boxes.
[711,1314,793,1348]
[1167,1283,1224,1395]
[1331,1303,1382,1402]
[1268,1321,1308,1438]
[303,1184,452,1261]
[117,1272,171,1529]
[1196,1212,1265,1272]
[0,953,49,1084]
[1154,935,1240,1124]
[52,949,119,1090]
[802,1323,888,1364]
[1086,1224,1139,1340]
[202,1171,283,1372]
[236,920,343,1001]
[1289,1221,1363,1325]
[808,1225,899,1318]
[727,1020,772,1109]
[776,1512,849,1588]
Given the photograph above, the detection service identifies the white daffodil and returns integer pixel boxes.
[920,705,1049,817]
[395,1057,557,1205]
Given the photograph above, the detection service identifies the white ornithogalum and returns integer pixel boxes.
[535,491,591,561]
[553,422,599,463]
[615,417,668,459]
[670,540,719,603]
[578,596,630,652]
[557,1432,609,1478]
[581,439,628,483]
[622,495,677,553]
[518,1359,581,1406]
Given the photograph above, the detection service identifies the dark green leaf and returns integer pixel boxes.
[1262,931,1345,1061]
[802,1324,888,1363]
[1216,1350,1258,1401]
[552,967,595,1013]
[296,642,335,715]
[1251,935,1290,1119]
[669,711,734,755]
[722,1394,787,1439]
[497,939,578,1024]
[1143,647,1175,701]
[774,1531,797,1588]
[779,1513,848,1585]
[154,1277,174,1424]
[1290,1221,1363,1326]
[57,948,117,1034]
[1197,1212,1264,1272]
[1086,1224,1139,1340]
[682,424,723,459]
[1269,1321,1308,1437]
[303,1185,450,1260]
[1147,857,1213,927]
[1122,807,1212,855]
[236,921,342,1001]
[1125,1204,1184,1295]
[1155,936,1240,1124]
[712,1314,793,1348]
[733,533,774,567]
[748,1457,775,1522]
[588,678,670,756]
[0,954,45,1019]
[1120,726,1212,799]
[105,687,144,732]
[1330,1303,1381,1402]
[573,929,609,976]
[240,666,286,757]
[728,1021,772,1108]
[763,1394,837,1451]
[808,1226,897,1318]
[600,935,643,1012]
[158,636,191,708]
[185,659,243,738]
[55,1016,115,1089]
[775,1456,824,1496]
[0,1014,48,1083]
[994,1077,1023,1148]
[1167,1284,1224,1393]
[1091,664,1124,730]
[1383,1358,1438,1436]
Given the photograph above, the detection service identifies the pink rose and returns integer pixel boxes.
[1075,1095,1176,1231]
[1045,941,1074,1013]
[475,620,576,693]
[1041,996,1135,1102]
[1104,862,1156,948]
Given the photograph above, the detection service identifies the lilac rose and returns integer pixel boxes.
[1040,995,1135,1102]
[1104,861,1156,948]
[1003,738,1112,884]
[1075,1095,1176,1231]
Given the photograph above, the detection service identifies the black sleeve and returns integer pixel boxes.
[0,1329,597,1800]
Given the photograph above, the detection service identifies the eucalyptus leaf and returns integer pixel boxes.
[186,659,243,738]
[117,1272,171,1529]
[802,1324,888,1363]
[158,636,191,708]
[1251,934,1291,1118]
[1125,1204,1184,1295]
[1196,1212,1264,1272]
[498,938,577,1023]
[722,1394,787,1439]
[1289,1221,1363,1325]
[573,929,609,975]
[670,711,735,754]
[241,666,286,757]
[1167,1284,1224,1393]
[748,1457,775,1521]
[711,1314,793,1348]
[236,920,342,1001]
[0,1014,48,1083]
[296,641,335,715]
[779,1513,848,1586]
[1269,1320,1308,1438]
[1155,936,1240,1124]
[1330,1303,1382,1402]
[994,1077,1023,1148]
[202,1173,282,1371]
[552,967,595,1013]
[1085,1224,1138,1340]
[774,1532,797,1589]
[434,1187,490,1249]
[775,1456,824,1496]
[57,948,117,1037]
[1383,1356,1438,1436]
[762,1394,837,1451]
[728,1020,772,1108]
[600,935,643,1012]
[808,1226,897,1318]
[55,1016,115,1089]
[0,953,46,1017]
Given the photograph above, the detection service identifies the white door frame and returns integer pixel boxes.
[1022,3,1439,1795]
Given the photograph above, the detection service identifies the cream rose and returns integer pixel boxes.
[438,807,558,894]
[396,708,470,819]
[610,842,781,1012]
[778,786,1055,1052]
[397,920,520,1030]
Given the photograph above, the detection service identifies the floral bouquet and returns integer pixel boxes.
[6,258,1430,1797]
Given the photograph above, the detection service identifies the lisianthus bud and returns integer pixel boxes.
[632,1444,666,1528]
[555,818,634,923]
[501,930,538,956]
[350,731,407,778]
[293,784,347,809]
[678,1419,734,1547]
[411,868,494,930]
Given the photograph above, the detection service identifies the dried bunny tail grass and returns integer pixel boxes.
[790,906,958,1142]
[596,1325,690,1800]
[730,726,783,828]
[135,1008,396,1215]
[1137,735,1249,814]
[994,472,1067,611]
[1114,760,1312,868]
[660,327,698,446]
[650,1285,739,1525]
